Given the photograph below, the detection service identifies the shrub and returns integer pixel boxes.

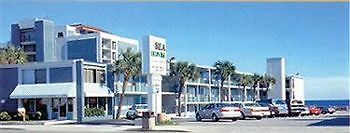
[0,111,12,121]
[84,107,105,117]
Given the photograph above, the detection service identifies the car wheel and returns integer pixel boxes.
[240,112,246,120]
[256,116,262,120]
[232,118,237,122]
[196,114,202,121]
[212,114,219,122]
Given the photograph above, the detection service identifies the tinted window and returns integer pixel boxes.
[230,103,240,107]
[258,102,269,107]
[35,69,46,83]
[275,100,286,104]
[208,104,215,109]
[49,67,73,83]
[244,103,261,107]
[217,103,230,108]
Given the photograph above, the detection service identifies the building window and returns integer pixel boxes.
[35,69,46,83]
[49,67,73,83]
[22,69,34,84]
[22,45,36,52]
[57,32,64,37]
[27,55,36,62]
[84,69,105,83]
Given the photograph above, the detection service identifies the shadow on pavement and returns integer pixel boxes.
[308,116,350,127]
[71,119,135,126]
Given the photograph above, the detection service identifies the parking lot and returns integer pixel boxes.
[0,111,349,133]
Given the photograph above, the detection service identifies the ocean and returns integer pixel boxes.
[305,99,350,107]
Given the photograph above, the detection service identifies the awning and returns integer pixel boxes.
[10,83,75,99]
[84,83,113,97]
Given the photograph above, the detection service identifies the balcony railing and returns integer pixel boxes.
[117,83,148,93]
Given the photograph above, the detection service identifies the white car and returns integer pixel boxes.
[196,103,242,122]
[239,102,270,120]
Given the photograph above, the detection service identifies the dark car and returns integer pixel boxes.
[318,107,329,114]
[318,106,336,114]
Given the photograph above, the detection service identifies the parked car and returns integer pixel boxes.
[309,106,321,115]
[319,106,336,114]
[258,99,288,117]
[239,102,270,120]
[256,101,277,118]
[300,107,310,116]
[271,99,289,117]
[195,103,241,122]
[125,104,148,120]
[328,107,336,114]
[289,100,305,116]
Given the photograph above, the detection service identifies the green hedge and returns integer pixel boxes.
[84,107,105,117]
[0,111,12,121]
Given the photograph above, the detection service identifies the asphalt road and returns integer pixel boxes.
[0,112,349,133]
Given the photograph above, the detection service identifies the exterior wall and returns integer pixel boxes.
[10,24,21,47]
[10,19,55,62]
[266,57,286,100]
[35,20,55,62]
[287,76,304,101]
[67,38,98,62]
[0,68,18,112]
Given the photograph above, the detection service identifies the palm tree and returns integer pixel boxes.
[213,61,236,102]
[238,74,252,101]
[251,73,262,101]
[261,74,276,99]
[110,48,142,119]
[171,61,199,116]
[0,46,27,65]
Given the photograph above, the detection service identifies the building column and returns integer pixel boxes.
[184,85,188,117]
[17,99,23,108]
[47,98,52,120]
[76,60,84,122]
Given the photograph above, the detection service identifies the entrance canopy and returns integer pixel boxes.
[10,83,75,99]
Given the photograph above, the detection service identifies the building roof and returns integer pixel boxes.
[70,23,112,34]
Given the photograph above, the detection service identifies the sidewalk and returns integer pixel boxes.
[124,125,191,132]
[0,120,76,125]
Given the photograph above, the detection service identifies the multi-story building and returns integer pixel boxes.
[266,57,286,100]
[161,64,257,114]
[55,24,138,64]
[11,19,55,62]
[286,75,305,102]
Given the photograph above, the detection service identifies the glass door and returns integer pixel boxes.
[59,98,67,120]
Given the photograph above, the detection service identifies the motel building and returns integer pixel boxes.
[0,18,304,121]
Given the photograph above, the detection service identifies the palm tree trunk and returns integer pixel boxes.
[253,87,257,102]
[220,81,224,102]
[116,74,129,119]
[242,86,246,102]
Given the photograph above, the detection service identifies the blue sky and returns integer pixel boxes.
[0,1,348,100]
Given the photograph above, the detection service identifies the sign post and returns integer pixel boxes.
[142,35,167,115]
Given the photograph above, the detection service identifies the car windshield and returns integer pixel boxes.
[258,102,269,107]
[136,106,147,109]
[230,103,240,107]
[217,103,231,108]
[275,100,286,104]
[244,103,261,107]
